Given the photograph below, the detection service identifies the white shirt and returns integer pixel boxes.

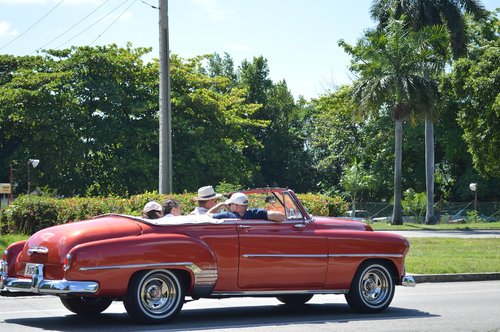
[190,207,208,215]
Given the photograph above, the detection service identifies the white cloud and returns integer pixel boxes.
[190,0,233,20]
[0,21,18,37]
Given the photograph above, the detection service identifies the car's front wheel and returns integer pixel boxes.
[124,269,185,323]
[345,261,395,313]
[276,294,314,305]
[60,296,112,315]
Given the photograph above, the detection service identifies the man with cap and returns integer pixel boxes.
[189,185,222,215]
[142,201,163,219]
[208,192,285,222]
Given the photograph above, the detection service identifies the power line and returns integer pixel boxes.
[34,0,114,53]
[0,0,66,51]
[89,0,138,46]
[53,0,135,50]
[140,0,158,10]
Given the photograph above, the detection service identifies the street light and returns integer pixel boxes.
[469,183,477,211]
[27,159,40,194]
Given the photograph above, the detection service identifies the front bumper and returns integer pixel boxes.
[0,263,98,296]
[402,274,416,287]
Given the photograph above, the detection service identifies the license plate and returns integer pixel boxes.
[24,263,40,276]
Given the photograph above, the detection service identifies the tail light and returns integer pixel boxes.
[1,250,7,274]
[63,254,72,271]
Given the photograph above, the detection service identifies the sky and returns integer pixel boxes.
[0,0,498,100]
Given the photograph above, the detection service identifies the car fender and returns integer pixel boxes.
[3,240,27,277]
[324,230,409,289]
[66,233,218,297]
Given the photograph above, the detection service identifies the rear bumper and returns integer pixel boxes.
[402,274,416,287]
[0,263,98,296]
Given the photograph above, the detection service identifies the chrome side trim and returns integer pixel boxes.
[28,246,49,255]
[242,254,328,258]
[211,289,349,296]
[241,253,403,258]
[328,253,403,258]
[79,262,194,271]
[80,262,218,294]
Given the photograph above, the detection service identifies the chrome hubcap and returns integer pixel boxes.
[140,274,177,315]
[361,268,389,305]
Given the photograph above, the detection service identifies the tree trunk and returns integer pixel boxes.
[352,193,357,217]
[392,119,403,225]
[424,117,437,224]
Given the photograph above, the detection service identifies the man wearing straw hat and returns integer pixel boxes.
[189,185,223,215]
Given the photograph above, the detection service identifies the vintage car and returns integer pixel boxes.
[0,188,415,323]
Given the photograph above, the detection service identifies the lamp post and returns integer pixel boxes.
[27,159,40,194]
[469,183,477,211]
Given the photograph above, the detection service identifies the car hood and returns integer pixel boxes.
[312,216,373,231]
[18,216,143,265]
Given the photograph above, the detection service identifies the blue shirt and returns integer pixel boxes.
[242,208,268,220]
[212,208,268,220]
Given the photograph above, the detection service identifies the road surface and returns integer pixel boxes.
[1,280,499,331]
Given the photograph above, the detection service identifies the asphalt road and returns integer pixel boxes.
[1,280,499,332]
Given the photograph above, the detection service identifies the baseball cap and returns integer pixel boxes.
[143,201,162,213]
[225,193,249,206]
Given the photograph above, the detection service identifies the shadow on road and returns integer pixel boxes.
[5,303,436,331]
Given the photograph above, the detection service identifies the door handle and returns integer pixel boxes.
[238,225,251,229]
[294,223,305,229]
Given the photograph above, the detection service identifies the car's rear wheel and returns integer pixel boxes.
[60,296,112,315]
[124,269,185,323]
[345,261,395,313]
[276,294,314,305]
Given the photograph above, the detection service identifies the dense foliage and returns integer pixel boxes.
[0,193,347,235]
[0,9,498,207]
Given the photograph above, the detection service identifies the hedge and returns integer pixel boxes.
[0,192,347,235]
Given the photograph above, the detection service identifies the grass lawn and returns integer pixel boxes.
[370,221,500,231]
[0,234,28,253]
[406,237,500,274]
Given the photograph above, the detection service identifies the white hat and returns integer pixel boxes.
[143,201,162,213]
[225,192,249,206]
[194,185,222,201]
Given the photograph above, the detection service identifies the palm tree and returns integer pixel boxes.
[370,0,487,224]
[340,17,447,224]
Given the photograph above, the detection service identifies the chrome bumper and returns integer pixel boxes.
[402,274,416,287]
[0,263,98,296]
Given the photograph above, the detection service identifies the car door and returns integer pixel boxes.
[237,218,328,289]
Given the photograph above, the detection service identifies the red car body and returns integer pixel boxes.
[1,188,414,323]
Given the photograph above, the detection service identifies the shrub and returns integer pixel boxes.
[297,193,348,217]
[0,192,347,235]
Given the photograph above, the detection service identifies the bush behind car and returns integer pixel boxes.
[0,192,347,235]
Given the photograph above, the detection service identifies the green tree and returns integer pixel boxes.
[170,54,267,191]
[235,56,314,190]
[307,86,364,193]
[340,18,448,224]
[370,0,488,223]
[371,0,487,59]
[340,161,374,215]
[450,11,499,178]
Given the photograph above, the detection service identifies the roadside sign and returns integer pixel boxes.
[0,183,11,194]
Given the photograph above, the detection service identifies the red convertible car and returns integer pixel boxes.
[0,188,414,323]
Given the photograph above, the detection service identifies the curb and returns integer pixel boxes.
[410,272,500,283]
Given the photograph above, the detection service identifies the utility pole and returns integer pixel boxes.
[159,0,172,193]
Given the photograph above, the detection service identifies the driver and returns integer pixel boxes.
[208,192,285,222]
